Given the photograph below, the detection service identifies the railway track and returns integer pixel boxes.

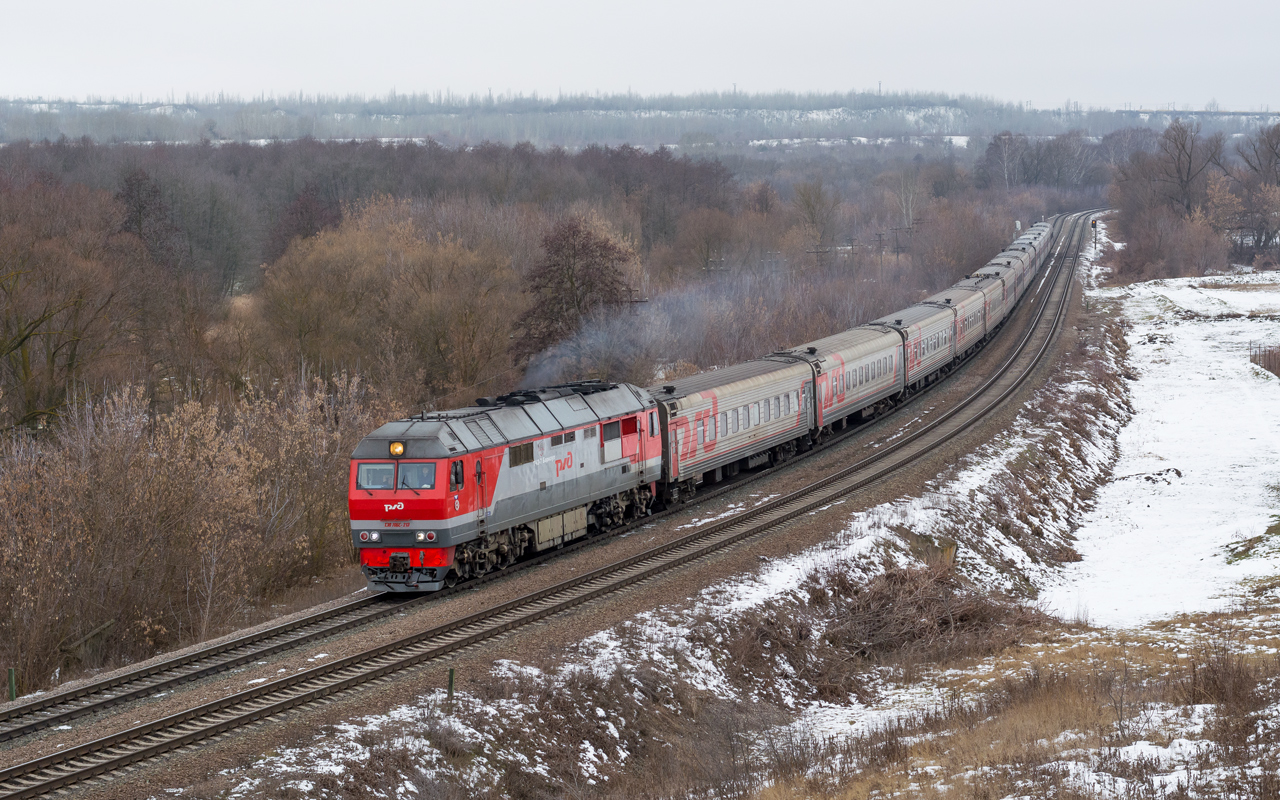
[0,211,1095,798]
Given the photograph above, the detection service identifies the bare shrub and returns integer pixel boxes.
[0,375,393,691]
[818,562,1049,666]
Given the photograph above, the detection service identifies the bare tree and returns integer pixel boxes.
[517,215,634,356]
[791,180,841,246]
[1152,118,1225,216]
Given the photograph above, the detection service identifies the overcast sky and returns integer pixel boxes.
[3,0,1277,111]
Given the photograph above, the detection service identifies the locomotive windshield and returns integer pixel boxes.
[357,462,395,490]
[399,462,436,490]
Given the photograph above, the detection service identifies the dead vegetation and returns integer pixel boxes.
[754,620,1280,800]
[0,377,400,694]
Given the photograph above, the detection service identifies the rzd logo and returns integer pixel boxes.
[383,502,405,512]
[555,452,573,477]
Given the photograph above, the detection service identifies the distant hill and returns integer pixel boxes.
[4,92,1277,148]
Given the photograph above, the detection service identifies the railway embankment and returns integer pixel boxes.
[163,221,1280,799]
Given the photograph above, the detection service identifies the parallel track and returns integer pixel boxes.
[0,211,1095,798]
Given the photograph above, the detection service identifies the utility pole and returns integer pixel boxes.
[890,226,913,268]
[875,232,886,280]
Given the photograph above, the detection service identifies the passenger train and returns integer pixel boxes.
[348,220,1058,591]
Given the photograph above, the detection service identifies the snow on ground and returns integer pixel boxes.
[1040,241,1280,626]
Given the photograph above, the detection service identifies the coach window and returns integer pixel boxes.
[763,400,770,423]
[731,409,739,434]
[709,416,716,441]
[719,411,728,437]
[697,419,705,445]
[750,403,759,427]
[773,396,781,418]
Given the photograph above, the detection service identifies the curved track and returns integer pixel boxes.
[0,211,1097,798]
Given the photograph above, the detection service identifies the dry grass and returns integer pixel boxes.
[754,610,1280,800]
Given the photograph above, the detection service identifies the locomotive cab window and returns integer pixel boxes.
[357,462,395,490]
[649,411,657,436]
[602,420,621,441]
[449,460,465,491]
[398,462,436,490]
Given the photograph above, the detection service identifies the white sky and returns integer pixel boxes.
[3,0,1278,111]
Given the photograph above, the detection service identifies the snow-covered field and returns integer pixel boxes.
[1041,263,1280,626]
[193,223,1280,799]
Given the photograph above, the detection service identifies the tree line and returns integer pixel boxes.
[1108,119,1280,279]
[0,126,1140,691]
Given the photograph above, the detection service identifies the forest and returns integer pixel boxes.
[2,117,1276,692]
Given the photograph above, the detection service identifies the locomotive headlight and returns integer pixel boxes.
[369,531,380,542]
[415,531,425,542]
[389,441,405,457]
